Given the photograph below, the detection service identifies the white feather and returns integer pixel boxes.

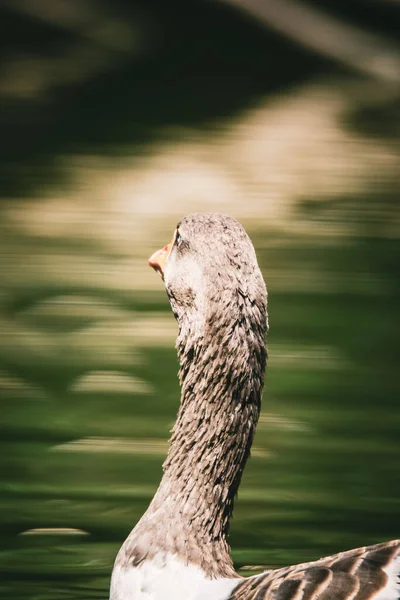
[110,553,239,600]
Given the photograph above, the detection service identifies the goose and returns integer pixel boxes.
[110,213,399,600]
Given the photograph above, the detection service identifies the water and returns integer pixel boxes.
[1,0,399,596]
[1,216,399,599]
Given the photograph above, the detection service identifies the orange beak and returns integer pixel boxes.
[148,233,175,280]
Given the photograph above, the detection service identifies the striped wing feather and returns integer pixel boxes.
[230,540,400,600]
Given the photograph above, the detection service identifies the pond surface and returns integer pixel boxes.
[1,221,399,600]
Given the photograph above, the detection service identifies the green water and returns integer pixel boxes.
[1,1,399,598]
[1,223,399,600]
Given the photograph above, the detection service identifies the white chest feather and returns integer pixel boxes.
[110,554,239,600]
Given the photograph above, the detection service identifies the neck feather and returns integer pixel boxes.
[118,288,267,578]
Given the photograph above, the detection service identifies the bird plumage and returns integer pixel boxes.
[110,213,399,600]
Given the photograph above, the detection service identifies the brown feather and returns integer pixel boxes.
[230,540,400,600]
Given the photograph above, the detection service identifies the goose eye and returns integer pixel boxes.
[174,228,189,254]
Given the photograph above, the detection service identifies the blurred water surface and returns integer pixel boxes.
[1,185,399,598]
[1,2,400,599]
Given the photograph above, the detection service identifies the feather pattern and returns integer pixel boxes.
[229,540,400,600]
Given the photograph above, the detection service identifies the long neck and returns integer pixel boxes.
[122,290,267,578]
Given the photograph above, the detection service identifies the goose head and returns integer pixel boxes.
[148,213,268,343]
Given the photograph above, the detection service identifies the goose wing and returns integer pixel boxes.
[230,540,400,600]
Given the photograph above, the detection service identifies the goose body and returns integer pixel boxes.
[110,213,399,600]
